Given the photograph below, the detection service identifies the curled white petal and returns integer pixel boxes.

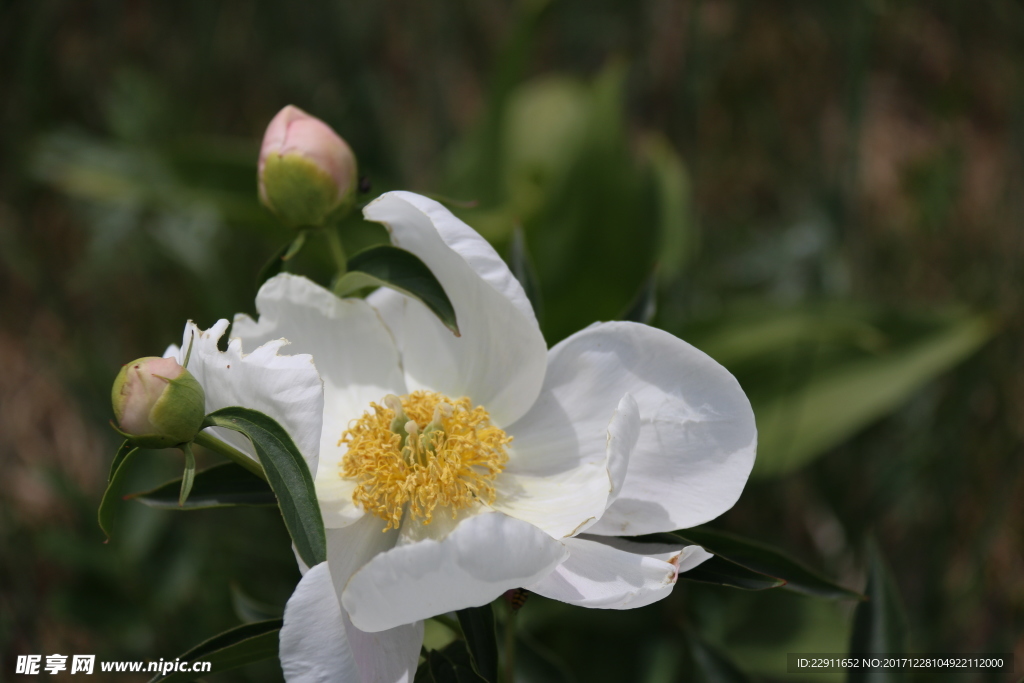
[526,536,712,610]
[494,393,639,538]
[168,319,323,474]
[231,273,407,527]
[363,192,548,427]
[514,321,756,536]
[342,512,568,633]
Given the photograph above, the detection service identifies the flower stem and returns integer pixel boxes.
[193,430,267,481]
[326,226,348,277]
[503,608,517,683]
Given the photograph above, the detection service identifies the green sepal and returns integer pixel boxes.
[178,442,196,506]
[256,230,308,288]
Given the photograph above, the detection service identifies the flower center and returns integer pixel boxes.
[339,390,510,530]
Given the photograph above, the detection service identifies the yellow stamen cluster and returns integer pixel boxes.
[340,390,510,530]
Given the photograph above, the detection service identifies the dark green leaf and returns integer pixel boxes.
[516,631,574,683]
[847,541,908,683]
[336,245,459,335]
[456,604,499,683]
[129,462,276,509]
[256,231,307,288]
[620,269,658,324]
[416,641,486,683]
[676,555,786,591]
[205,407,326,567]
[510,227,543,323]
[98,444,141,540]
[108,439,134,483]
[147,619,282,682]
[671,528,863,600]
[685,630,755,683]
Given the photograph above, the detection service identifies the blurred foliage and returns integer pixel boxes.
[2,0,1022,681]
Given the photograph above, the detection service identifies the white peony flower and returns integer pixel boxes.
[177,191,756,682]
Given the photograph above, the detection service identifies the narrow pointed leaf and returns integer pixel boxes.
[205,407,326,567]
[147,619,282,683]
[671,528,863,600]
[847,542,908,683]
[129,462,276,509]
[456,604,499,683]
[677,555,786,591]
[416,641,486,683]
[510,227,544,323]
[335,245,459,335]
[98,444,141,540]
[108,439,134,483]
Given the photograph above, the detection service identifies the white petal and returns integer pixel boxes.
[280,562,359,683]
[280,562,422,683]
[526,536,711,610]
[231,274,407,527]
[363,192,547,427]
[326,514,399,597]
[344,611,422,683]
[169,319,323,474]
[342,512,568,632]
[493,394,640,539]
[518,322,757,537]
[603,393,640,515]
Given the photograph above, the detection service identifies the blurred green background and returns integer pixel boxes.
[1,0,1021,680]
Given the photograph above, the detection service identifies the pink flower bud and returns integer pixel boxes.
[111,357,206,448]
[258,105,358,228]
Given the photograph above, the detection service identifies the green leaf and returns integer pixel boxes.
[335,245,459,336]
[147,619,282,683]
[847,542,908,683]
[108,439,134,483]
[129,462,276,509]
[515,631,574,683]
[685,630,755,683]
[509,227,544,323]
[256,230,307,288]
[98,443,141,540]
[677,555,786,591]
[671,528,863,600]
[456,604,499,683]
[620,269,658,324]
[416,641,486,683]
[205,407,326,567]
[752,313,992,477]
[178,442,196,506]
